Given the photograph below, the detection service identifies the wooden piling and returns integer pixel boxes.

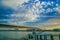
[50,35,54,40]
[35,35,38,40]
[40,35,42,40]
[59,35,60,40]
[44,35,47,40]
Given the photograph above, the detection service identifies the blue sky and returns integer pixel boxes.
[0,0,60,27]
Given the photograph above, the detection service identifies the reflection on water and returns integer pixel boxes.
[0,30,60,40]
[0,31,32,39]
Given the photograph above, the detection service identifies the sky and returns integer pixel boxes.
[0,0,60,28]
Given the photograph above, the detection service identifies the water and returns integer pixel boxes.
[0,31,32,39]
[0,30,60,40]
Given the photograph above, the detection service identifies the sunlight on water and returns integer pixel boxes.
[0,31,60,40]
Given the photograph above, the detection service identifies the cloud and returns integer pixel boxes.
[36,18,60,28]
[2,0,29,9]
[0,0,60,27]
[54,6,60,14]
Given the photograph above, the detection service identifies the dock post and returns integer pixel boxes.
[59,34,60,40]
[44,35,47,40]
[35,35,38,40]
[50,35,54,40]
[40,35,42,40]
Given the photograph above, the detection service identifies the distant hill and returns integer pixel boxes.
[0,24,25,28]
[53,29,60,31]
[0,24,41,30]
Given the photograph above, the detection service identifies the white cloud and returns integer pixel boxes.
[47,2,51,5]
[2,0,29,9]
[35,0,41,7]
[56,4,59,6]
[54,6,60,14]
[1,0,60,27]
[41,2,47,6]
[46,8,53,13]
[51,1,54,4]
[10,13,25,17]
